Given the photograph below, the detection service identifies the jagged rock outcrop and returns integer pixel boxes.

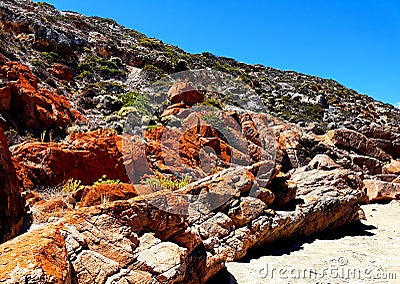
[0,126,24,243]
[167,81,204,106]
[327,129,392,161]
[0,161,367,283]
[0,1,399,283]
[1,0,400,135]
[12,129,129,189]
[363,179,400,202]
[0,60,83,135]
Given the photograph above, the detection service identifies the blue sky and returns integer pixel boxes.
[41,0,400,107]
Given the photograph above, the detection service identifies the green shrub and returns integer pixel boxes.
[118,91,152,117]
[138,37,164,50]
[140,64,165,78]
[41,51,59,62]
[202,98,223,109]
[144,176,191,191]
[78,55,126,78]
[162,46,192,63]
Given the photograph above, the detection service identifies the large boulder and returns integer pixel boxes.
[363,179,400,202]
[0,127,24,243]
[0,162,367,283]
[327,129,391,161]
[12,129,130,189]
[0,61,83,134]
[167,81,204,106]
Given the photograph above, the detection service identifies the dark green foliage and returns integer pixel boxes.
[78,55,126,79]
[118,91,152,117]
[41,51,59,62]
[140,64,165,81]
[202,98,223,109]
[138,38,164,50]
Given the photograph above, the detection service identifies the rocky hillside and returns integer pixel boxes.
[1,0,399,144]
[0,0,399,283]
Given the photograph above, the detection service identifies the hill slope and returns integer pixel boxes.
[1,0,399,144]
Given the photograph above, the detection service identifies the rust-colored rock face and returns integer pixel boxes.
[74,183,139,207]
[12,129,129,189]
[50,63,73,81]
[167,81,205,106]
[0,127,24,243]
[0,61,83,133]
[327,129,392,161]
[0,162,367,283]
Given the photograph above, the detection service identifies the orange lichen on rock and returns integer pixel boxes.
[0,61,84,133]
[12,129,129,190]
[74,183,139,207]
[0,225,71,282]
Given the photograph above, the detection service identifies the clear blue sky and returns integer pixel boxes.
[41,0,400,107]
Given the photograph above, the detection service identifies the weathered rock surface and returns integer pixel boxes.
[74,183,139,208]
[0,162,367,283]
[167,81,205,106]
[50,63,74,81]
[0,127,24,243]
[363,179,400,202]
[0,61,83,134]
[327,129,391,161]
[220,201,400,284]
[12,129,129,189]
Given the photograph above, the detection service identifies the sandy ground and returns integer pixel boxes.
[208,201,400,284]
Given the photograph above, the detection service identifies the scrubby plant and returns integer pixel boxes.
[93,175,121,185]
[118,91,152,117]
[138,37,164,50]
[144,176,191,191]
[41,51,59,62]
[162,46,192,64]
[62,178,84,193]
[78,55,126,79]
[202,98,223,109]
[140,64,165,79]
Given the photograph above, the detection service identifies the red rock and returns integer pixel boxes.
[50,64,74,81]
[75,183,139,207]
[350,154,383,175]
[0,86,11,111]
[167,81,204,105]
[161,102,188,117]
[35,198,68,212]
[309,154,340,171]
[371,138,400,159]
[23,190,43,207]
[0,61,84,133]
[0,126,24,243]
[0,225,71,282]
[12,129,130,190]
[250,187,275,205]
[228,197,267,227]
